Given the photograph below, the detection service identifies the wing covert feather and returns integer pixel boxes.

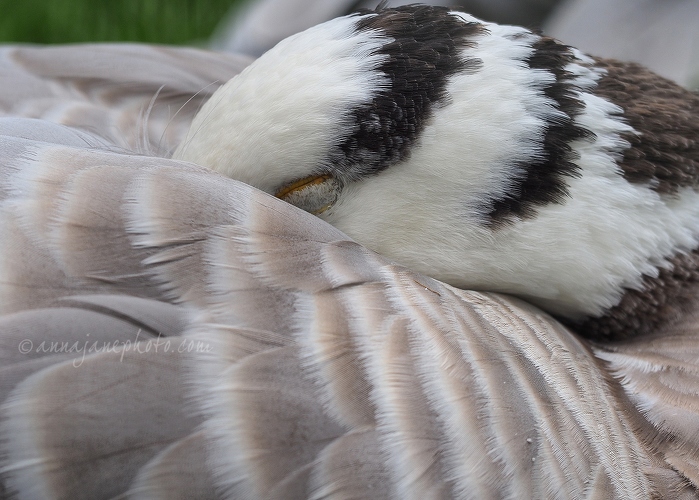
[0,49,698,498]
[595,309,699,490]
[0,45,252,153]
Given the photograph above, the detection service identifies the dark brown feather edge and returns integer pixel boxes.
[575,60,699,339]
[593,58,699,194]
[579,249,699,340]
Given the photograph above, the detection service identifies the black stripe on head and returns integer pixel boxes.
[487,37,594,225]
[326,5,484,182]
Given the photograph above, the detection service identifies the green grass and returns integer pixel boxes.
[0,0,246,45]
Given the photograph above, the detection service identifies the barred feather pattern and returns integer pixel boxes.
[0,44,252,155]
[0,43,698,500]
[0,124,691,499]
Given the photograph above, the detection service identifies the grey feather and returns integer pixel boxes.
[0,34,697,500]
[1,345,201,500]
[127,430,219,500]
[0,45,252,154]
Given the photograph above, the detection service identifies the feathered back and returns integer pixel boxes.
[0,44,252,155]
[0,36,698,500]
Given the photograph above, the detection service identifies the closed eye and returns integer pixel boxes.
[275,174,342,215]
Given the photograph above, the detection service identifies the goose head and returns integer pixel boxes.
[174,5,699,339]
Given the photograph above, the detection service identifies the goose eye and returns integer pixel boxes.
[275,174,341,215]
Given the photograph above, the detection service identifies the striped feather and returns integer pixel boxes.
[0,21,697,500]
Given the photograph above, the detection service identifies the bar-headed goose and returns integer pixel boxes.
[1,5,698,499]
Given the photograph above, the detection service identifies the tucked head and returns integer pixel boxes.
[174,5,699,339]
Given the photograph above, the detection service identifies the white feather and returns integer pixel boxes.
[178,12,699,321]
[175,14,390,193]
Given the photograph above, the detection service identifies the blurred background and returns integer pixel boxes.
[0,0,696,89]
[0,0,558,46]
[0,0,245,45]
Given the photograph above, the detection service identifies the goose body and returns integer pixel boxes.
[179,6,699,339]
[1,5,699,499]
